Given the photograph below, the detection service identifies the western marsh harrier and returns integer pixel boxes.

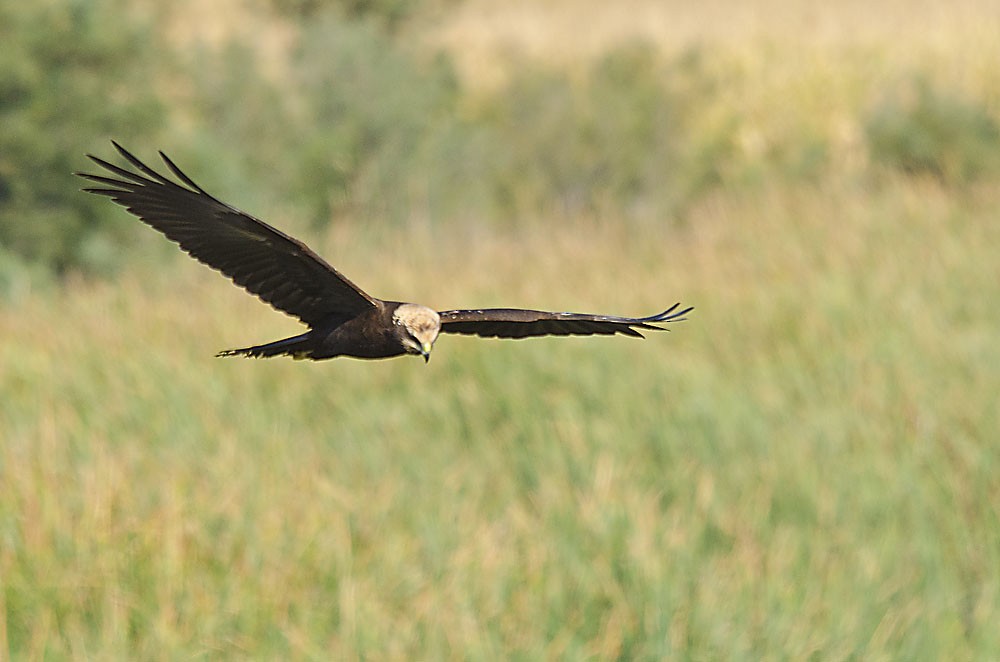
[77,143,692,362]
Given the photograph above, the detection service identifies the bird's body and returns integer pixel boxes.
[77,143,692,363]
[310,303,410,360]
[225,302,440,361]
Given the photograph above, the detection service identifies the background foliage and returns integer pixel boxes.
[7,0,999,280]
[0,0,163,281]
[2,0,999,658]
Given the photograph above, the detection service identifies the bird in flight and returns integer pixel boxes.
[77,142,692,362]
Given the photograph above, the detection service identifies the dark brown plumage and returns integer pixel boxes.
[77,142,692,362]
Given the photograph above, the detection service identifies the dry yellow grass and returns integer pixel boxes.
[432,0,1000,85]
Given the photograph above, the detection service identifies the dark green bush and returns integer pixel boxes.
[865,79,1000,184]
[0,0,163,277]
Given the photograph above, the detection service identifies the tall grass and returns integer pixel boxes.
[3,172,999,657]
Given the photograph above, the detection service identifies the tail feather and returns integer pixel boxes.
[216,331,314,360]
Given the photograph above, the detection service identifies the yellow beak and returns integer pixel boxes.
[421,341,433,363]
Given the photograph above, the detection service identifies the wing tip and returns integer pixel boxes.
[110,139,130,159]
[646,303,694,324]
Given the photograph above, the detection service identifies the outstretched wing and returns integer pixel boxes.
[76,142,378,326]
[438,303,693,339]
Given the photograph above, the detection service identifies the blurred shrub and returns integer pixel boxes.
[264,38,744,229]
[452,44,684,223]
[865,79,1000,184]
[0,0,163,276]
[163,36,695,232]
[267,0,462,32]
[284,14,459,226]
[176,9,459,228]
[177,42,297,214]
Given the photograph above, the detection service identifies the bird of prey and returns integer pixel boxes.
[77,143,692,363]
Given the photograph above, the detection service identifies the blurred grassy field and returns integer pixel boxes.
[3,0,1000,659]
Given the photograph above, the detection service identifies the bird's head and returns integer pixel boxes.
[393,303,441,363]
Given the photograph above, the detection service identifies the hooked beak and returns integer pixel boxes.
[421,341,433,363]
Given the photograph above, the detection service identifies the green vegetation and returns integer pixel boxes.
[2,0,1000,658]
[866,77,1000,184]
[0,0,164,278]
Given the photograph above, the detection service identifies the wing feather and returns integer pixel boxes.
[77,142,377,326]
[438,303,693,339]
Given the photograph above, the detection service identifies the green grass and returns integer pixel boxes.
[2,173,999,658]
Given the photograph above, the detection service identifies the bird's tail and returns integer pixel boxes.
[216,331,315,360]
